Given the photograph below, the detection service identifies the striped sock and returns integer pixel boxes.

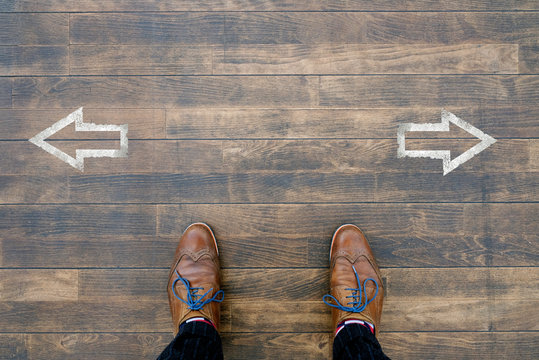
[184,317,217,330]
[335,319,375,336]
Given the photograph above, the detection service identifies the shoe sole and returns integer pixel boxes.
[183,222,220,256]
[329,223,362,262]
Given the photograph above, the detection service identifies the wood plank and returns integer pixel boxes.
[0,236,174,269]
[0,46,67,76]
[0,14,68,45]
[26,333,168,360]
[215,44,519,75]
[319,75,538,107]
[3,204,536,268]
[464,203,538,235]
[384,267,539,300]
[11,76,318,108]
[70,45,213,75]
[519,44,539,73]
[0,301,171,332]
[0,78,11,108]
[3,0,539,11]
[166,107,538,139]
[2,233,536,269]
[70,13,225,45]
[0,109,166,140]
[0,298,535,332]
[222,333,330,360]
[78,269,327,302]
[0,334,26,360]
[0,205,156,238]
[0,139,532,176]
[380,332,539,360]
[4,332,536,360]
[229,299,538,332]
[76,267,539,302]
[0,175,69,203]
[224,13,539,45]
[66,172,535,203]
[0,270,78,301]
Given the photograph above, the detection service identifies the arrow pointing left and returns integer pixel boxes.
[29,107,128,171]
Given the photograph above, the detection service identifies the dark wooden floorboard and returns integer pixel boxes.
[214,43,519,75]
[2,107,537,140]
[0,78,12,108]
[1,5,537,359]
[519,44,539,73]
[223,13,539,45]
[164,107,539,139]
[2,0,539,12]
[0,14,68,45]
[0,46,68,76]
[1,204,537,268]
[11,76,319,108]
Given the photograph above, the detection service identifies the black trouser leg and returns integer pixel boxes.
[157,321,223,360]
[333,324,391,360]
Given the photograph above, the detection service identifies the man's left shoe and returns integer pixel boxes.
[167,223,224,335]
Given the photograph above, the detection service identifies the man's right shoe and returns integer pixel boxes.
[167,223,224,335]
[323,224,384,336]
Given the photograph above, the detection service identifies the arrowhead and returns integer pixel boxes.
[441,109,497,175]
[29,107,85,171]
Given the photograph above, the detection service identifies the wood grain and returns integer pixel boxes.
[0,109,166,140]
[64,172,536,203]
[2,204,536,268]
[0,46,67,76]
[0,334,26,360]
[26,333,168,360]
[380,332,539,360]
[11,76,318,108]
[229,299,538,332]
[74,267,539,302]
[224,12,539,45]
[0,270,78,301]
[0,175,69,203]
[0,14,68,45]
[0,205,156,238]
[519,44,539,73]
[0,293,536,332]
[215,44,519,75]
[70,45,213,75]
[1,138,532,177]
[3,332,535,360]
[2,0,539,11]
[1,3,538,359]
[166,107,538,139]
[70,13,225,45]
[0,78,11,108]
[319,75,539,107]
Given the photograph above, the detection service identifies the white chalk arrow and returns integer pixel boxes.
[29,107,128,172]
[397,109,496,175]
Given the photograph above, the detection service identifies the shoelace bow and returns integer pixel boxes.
[323,265,379,313]
[172,269,224,311]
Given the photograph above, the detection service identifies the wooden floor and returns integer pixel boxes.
[1,1,538,359]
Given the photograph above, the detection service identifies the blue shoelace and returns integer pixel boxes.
[171,269,224,311]
[323,265,379,313]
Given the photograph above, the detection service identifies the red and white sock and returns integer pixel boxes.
[335,319,375,336]
[185,317,217,330]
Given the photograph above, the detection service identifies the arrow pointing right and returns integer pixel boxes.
[397,109,497,175]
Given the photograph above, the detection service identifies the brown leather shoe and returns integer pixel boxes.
[167,223,224,335]
[324,224,384,336]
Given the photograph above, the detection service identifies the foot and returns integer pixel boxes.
[323,224,384,336]
[167,223,224,335]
